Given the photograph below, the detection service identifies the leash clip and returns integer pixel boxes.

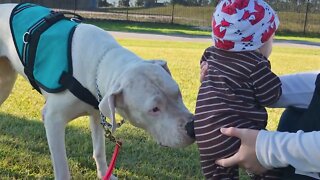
[103,125,116,143]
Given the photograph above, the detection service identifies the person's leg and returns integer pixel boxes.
[277,107,318,180]
[277,106,306,132]
[252,169,282,180]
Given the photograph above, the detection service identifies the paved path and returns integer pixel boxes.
[108,31,320,49]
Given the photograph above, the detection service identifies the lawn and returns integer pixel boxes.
[0,37,319,179]
[88,20,320,43]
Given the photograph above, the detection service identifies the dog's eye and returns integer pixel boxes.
[152,107,160,112]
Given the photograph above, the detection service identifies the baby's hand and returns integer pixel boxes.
[200,61,208,82]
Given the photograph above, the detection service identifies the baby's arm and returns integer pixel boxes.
[200,61,208,82]
[199,48,211,82]
[250,61,282,106]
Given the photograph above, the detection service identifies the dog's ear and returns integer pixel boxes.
[98,83,122,133]
[148,60,171,76]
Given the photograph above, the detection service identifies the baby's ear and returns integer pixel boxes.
[148,60,171,76]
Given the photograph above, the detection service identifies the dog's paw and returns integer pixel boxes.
[110,174,118,180]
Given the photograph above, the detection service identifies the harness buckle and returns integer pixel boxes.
[70,17,81,23]
[23,32,30,44]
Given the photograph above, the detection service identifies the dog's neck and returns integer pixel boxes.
[95,47,141,97]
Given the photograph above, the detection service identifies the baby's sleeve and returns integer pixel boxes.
[200,47,212,64]
[250,61,282,106]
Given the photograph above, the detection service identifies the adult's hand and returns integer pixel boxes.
[215,127,268,174]
[200,61,208,82]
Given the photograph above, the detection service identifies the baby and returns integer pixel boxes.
[195,0,282,179]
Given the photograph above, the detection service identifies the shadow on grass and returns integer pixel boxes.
[0,113,202,179]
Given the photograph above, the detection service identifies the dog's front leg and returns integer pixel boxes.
[43,109,70,180]
[89,114,118,180]
[89,114,107,178]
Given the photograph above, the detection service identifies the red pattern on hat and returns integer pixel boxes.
[240,10,251,21]
[268,14,275,24]
[221,19,232,27]
[249,1,265,25]
[261,22,276,43]
[242,34,254,42]
[239,2,265,26]
[233,0,250,10]
[213,0,279,51]
[215,39,235,50]
[222,0,237,15]
[213,24,227,39]
[222,0,250,15]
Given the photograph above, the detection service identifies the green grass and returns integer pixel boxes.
[88,20,320,43]
[0,38,319,179]
[274,34,320,43]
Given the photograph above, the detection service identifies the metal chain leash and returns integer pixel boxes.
[95,81,117,143]
[94,52,125,143]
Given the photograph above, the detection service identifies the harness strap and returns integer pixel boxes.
[20,9,99,109]
[58,11,83,22]
[59,72,99,109]
[24,11,65,93]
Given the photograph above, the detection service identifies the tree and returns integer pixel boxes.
[209,0,219,6]
[144,0,156,7]
[98,0,113,7]
[119,0,130,7]
[135,0,144,6]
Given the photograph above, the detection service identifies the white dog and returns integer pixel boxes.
[0,3,195,179]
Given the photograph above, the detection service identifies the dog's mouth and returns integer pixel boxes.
[185,120,195,139]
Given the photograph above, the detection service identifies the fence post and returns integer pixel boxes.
[74,0,77,13]
[303,0,310,34]
[126,7,129,21]
[171,3,175,24]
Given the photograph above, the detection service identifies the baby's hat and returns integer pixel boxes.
[212,0,279,51]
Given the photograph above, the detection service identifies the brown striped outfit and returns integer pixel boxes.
[195,46,282,179]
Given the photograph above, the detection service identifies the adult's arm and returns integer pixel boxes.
[216,128,320,178]
[269,72,318,109]
[257,130,320,178]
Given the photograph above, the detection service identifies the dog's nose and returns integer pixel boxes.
[185,120,195,139]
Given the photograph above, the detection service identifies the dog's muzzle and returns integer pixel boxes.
[185,120,195,139]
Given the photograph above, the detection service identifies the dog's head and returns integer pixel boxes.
[99,60,195,148]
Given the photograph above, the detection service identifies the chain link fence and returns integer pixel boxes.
[1,0,320,34]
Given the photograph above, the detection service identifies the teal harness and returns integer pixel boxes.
[10,3,99,109]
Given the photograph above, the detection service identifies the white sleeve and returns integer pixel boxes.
[269,72,319,109]
[256,130,320,178]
